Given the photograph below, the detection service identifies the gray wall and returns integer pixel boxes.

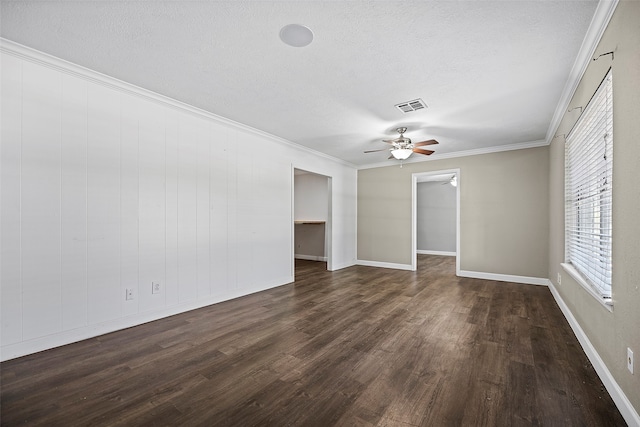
[548,0,640,413]
[417,181,456,253]
[294,223,326,260]
[358,146,549,278]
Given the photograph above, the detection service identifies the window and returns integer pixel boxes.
[564,69,613,304]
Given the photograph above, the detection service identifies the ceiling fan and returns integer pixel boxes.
[441,174,457,187]
[365,127,439,161]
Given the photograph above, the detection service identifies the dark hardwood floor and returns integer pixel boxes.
[0,255,626,426]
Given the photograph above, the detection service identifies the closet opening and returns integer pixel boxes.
[293,168,331,275]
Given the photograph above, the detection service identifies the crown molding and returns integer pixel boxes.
[545,0,619,144]
[357,139,547,170]
[0,38,357,170]
[359,0,619,172]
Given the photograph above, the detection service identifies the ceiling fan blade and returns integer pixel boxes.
[413,139,439,147]
[382,139,397,144]
[413,148,435,156]
[388,155,394,160]
[364,148,388,153]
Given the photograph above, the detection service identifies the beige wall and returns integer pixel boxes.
[358,146,549,278]
[549,0,640,413]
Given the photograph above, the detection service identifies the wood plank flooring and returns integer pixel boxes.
[0,255,626,426]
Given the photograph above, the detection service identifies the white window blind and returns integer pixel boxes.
[565,70,613,301]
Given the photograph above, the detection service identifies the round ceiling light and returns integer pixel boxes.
[279,24,314,47]
[391,148,413,160]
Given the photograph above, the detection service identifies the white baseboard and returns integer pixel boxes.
[354,263,548,280]
[417,250,456,256]
[356,259,414,271]
[0,275,293,362]
[547,281,640,427]
[328,260,357,271]
[457,269,549,286]
[295,254,328,262]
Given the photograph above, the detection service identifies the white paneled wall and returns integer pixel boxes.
[61,73,88,329]
[2,53,23,345]
[21,60,63,340]
[0,42,357,360]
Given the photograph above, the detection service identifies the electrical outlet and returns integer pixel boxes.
[125,288,134,301]
[152,282,161,294]
[628,348,634,374]
[557,272,562,286]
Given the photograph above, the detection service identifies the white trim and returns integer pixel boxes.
[545,0,619,144]
[359,140,546,170]
[412,174,418,271]
[329,261,356,271]
[417,250,456,256]
[0,38,356,170]
[356,260,414,271]
[291,165,333,272]
[561,263,613,311]
[458,270,549,286]
[548,281,640,427]
[295,254,328,262]
[326,176,334,271]
[0,275,293,362]
[358,0,620,170]
[456,171,461,275]
[290,166,296,280]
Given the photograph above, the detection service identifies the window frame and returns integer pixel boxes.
[562,68,613,309]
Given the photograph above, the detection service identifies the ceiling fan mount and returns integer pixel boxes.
[393,127,408,139]
[364,127,439,160]
[384,127,411,147]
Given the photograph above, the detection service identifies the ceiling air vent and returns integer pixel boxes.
[395,98,427,114]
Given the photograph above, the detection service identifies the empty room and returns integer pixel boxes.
[1,0,639,425]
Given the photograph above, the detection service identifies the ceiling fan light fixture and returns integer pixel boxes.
[391,148,412,160]
[279,24,314,47]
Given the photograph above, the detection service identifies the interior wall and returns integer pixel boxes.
[294,172,329,221]
[294,224,326,260]
[548,0,640,415]
[417,181,456,253]
[358,146,549,278]
[0,43,357,360]
[294,172,328,260]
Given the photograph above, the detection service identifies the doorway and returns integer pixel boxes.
[293,168,332,274]
[412,169,460,274]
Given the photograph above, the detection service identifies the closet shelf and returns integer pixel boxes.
[294,220,326,225]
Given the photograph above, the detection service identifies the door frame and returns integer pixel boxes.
[411,168,461,274]
[291,167,332,277]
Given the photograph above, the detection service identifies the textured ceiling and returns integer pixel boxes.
[0,1,600,167]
